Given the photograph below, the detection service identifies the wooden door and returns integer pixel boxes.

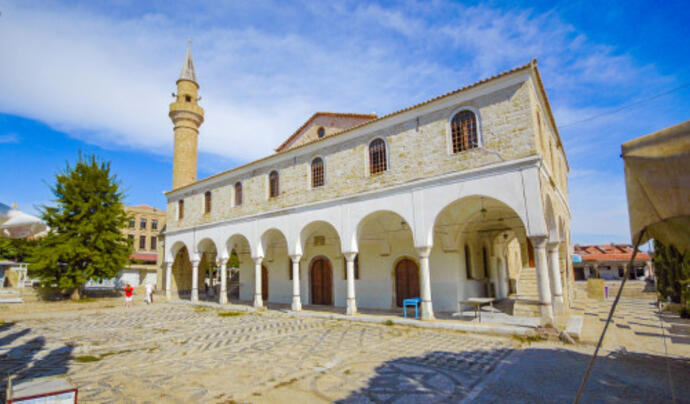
[261,265,268,301]
[395,259,420,307]
[310,258,333,305]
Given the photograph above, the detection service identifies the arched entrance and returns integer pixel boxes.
[310,257,333,305]
[395,259,420,307]
[261,265,268,301]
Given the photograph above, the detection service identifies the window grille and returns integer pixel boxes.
[204,191,212,214]
[235,182,242,206]
[451,110,479,153]
[269,171,279,198]
[140,218,147,229]
[311,158,324,188]
[369,139,387,175]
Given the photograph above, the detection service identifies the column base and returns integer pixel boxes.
[219,290,228,305]
[191,288,198,303]
[539,303,554,327]
[421,300,434,321]
[552,295,565,314]
[253,294,263,309]
[346,298,357,316]
[291,296,302,312]
[166,291,172,300]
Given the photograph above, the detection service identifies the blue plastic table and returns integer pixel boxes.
[403,297,422,319]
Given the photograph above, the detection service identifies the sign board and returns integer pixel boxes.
[7,376,78,404]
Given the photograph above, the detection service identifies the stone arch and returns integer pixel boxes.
[299,220,342,256]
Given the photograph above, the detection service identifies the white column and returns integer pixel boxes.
[417,246,434,320]
[547,242,564,314]
[253,257,263,309]
[219,260,228,305]
[191,260,199,303]
[290,254,302,311]
[531,236,553,326]
[165,262,172,300]
[344,252,357,315]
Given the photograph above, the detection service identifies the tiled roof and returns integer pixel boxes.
[275,112,378,152]
[574,244,651,262]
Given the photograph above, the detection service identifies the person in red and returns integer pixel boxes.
[123,283,134,308]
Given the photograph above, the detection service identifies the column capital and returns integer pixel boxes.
[343,252,358,262]
[529,236,548,248]
[546,241,560,252]
[191,259,200,266]
[252,256,263,264]
[416,246,432,258]
[289,254,302,262]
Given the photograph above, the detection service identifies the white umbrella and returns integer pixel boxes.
[0,205,48,239]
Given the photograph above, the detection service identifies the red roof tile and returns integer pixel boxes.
[574,244,651,262]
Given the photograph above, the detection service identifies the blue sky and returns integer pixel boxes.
[0,0,688,244]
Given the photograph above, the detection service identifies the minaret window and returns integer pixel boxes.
[311,158,324,188]
[204,191,212,214]
[269,171,280,198]
[178,199,184,220]
[369,138,387,175]
[235,182,243,206]
[451,110,479,153]
[185,95,191,102]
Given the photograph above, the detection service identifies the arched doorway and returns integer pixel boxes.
[310,257,333,305]
[395,259,420,307]
[261,265,268,301]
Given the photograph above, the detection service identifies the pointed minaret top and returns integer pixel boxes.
[179,40,197,83]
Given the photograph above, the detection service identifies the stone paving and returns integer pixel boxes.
[0,303,514,403]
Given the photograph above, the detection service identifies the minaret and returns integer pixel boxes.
[170,41,204,189]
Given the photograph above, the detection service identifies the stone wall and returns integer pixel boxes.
[168,79,541,231]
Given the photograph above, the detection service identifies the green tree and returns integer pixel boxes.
[0,238,38,262]
[28,155,131,300]
[654,240,690,314]
[228,249,240,269]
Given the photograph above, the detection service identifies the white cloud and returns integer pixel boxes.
[0,133,19,143]
[0,1,683,242]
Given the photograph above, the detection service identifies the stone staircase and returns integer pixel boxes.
[512,267,541,317]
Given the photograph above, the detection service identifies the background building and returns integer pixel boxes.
[572,244,653,281]
[120,205,166,287]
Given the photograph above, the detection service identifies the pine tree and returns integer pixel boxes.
[653,240,690,314]
[28,155,131,300]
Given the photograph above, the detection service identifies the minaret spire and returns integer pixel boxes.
[170,41,204,189]
[179,39,197,83]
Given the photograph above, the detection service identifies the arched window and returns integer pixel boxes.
[269,171,279,198]
[451,110,479,153]
[178,199,184,220]
[369,138,387,175]
[464,245,472,279]
[234,182,242,206]
[317,127,325,138]
[311,157,324,188]
[204,191,212,214]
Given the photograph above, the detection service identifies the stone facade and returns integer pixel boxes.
[167,79,558,232]
[163,56,571,325]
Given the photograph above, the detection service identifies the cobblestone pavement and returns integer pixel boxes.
[572,297,690,358]
[0,303,514,403]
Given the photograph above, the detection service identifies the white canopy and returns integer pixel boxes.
[622,120,690,251]
[0,205,47,239]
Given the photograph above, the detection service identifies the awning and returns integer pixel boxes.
[622,120,690,251]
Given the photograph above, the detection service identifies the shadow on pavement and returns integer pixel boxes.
[336,348,690,403]
[0,329,74,402]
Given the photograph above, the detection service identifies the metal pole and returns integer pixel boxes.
[573,229,646,403]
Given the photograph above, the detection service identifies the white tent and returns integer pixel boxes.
[0,204,48,239]
[622,120,690,251]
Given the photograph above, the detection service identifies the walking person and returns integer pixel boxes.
[145,283,154,305]
[124,283,134,308]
